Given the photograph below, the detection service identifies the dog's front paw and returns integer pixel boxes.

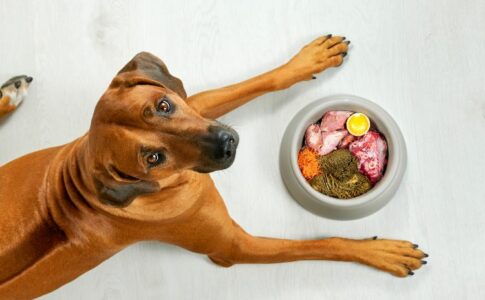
[276,34,350,88]
[355,238,428,277]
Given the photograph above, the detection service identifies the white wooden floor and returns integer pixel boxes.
[1,0,484,299]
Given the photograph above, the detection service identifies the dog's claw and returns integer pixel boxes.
[408,270,414,276]
[413,244,419,249]
[312,76,316,80]
[372,236,378,240]
[422,260,427,265]
[345,40,351,45]
[326,34,332,38]
[424,253,429,257]
[342,52,348,57]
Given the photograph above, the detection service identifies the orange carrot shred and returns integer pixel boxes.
[297,147,321,180]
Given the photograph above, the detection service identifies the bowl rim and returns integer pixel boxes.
[289,94,404,208]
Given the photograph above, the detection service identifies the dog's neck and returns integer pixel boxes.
[44,134,206,245]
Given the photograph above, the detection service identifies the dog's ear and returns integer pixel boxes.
[93,175,160,208]
[114,52,187,99]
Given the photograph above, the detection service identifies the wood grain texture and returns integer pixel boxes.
[1,0,484,299]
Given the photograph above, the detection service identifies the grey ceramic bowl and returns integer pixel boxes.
[279,94,407,220]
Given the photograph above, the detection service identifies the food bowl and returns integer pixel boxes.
[279,95,407,220]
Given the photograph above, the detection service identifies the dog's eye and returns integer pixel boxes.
[146,152,165,167]
[157,97,172,113]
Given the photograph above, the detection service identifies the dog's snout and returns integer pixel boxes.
[193,124,240,173]
[214,127,238,161]
[26,76,33,83]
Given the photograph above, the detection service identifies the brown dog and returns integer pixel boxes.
[0,35,426,299]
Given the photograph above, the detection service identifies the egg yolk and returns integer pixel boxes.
[346,113,370,136]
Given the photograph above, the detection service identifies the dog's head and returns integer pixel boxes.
[88,52,239,207]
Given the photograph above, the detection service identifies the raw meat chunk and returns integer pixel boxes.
[349,131,388,184]
[320,111,353,132]
[338,133,356,149]
[319,130,348,155]
[304,124,323,152]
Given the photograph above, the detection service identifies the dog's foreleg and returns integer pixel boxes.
[0,243,115,299]
[186,35,349,119]
[0,96,16,117]
[0,106,16,118]
[208,221,427,277]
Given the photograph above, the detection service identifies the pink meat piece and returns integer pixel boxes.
[319,130,348,155]
[349,131,388,184]
[338,133,356,149]
[320,111,353,132]
[304,124,323,152]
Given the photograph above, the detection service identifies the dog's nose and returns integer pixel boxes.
[25,76,33,83]
[213,127,239,161]
[194,124,240,173]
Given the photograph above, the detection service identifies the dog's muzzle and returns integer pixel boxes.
[193,124,240,173]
